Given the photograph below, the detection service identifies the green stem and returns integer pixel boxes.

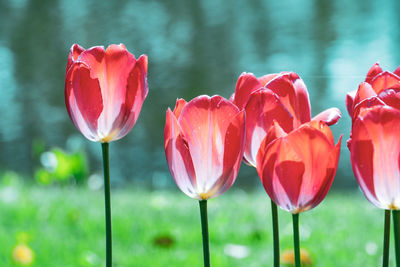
[383,210,391,267]
[292,213,301,267]
[270,200,280,267]
[393,210,400,267]
[102,143,112,267]
[199,200,210,267]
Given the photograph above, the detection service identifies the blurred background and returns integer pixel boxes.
[1,0,400,189]
[0,0,399,266]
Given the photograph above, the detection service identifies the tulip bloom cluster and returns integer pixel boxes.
[162,71,342,267]
[232,72,341,213]
[63,42,400,267]
[347,63,400,266]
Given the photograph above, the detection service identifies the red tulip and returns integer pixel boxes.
[231,72,341,167]
[65,43,148,142]
[347,63,400,209]
[164,95,245,200]
[256,120,342,213]
[230,72,343,213]
[346,63,400,119]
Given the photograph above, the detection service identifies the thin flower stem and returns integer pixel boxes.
[270,200,280,267]
[102,143,112,267]
[393,210,400,267]
[292,213,301,267]
[199,200,210,267]
[383,210,391,267]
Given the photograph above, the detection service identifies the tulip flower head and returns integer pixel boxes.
[257,120,342,213]
[231,72,340,168]
[164,95,246,200]
[65,43,148,142]
[234,72,343,213]
[347,63,400,210]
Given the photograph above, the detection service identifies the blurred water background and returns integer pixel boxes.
[0,0,399,190]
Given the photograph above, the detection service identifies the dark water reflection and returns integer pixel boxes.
[0,0,399,189]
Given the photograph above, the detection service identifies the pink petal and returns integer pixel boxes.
[312,108,341,126]
[112,54,149,141]
[370,71,400,94]
[208,111,246,198]
[164,109,197,198]
[308,136,342,209]
[66,44,85,75]
[266,72,311,127]
[351,106,400,209]
[365,63,383,84]
[65,62,103,141]
[258,73,279,87]
[264,121,288,147]
[244,89,293,166]
[77,46,106,74]
[378,89,400,111]
[256,121,287,173]
[232,73,263,110]
[275,160,305,209]
[307,120,335,145]
[346,90,357,117]
[352,97,385,121]
[173,98,187,118]
[353,82,377,108]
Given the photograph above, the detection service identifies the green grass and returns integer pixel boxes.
[0,183,392,266]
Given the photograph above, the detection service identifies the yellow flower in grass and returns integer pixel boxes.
[281,248,313,266]
[12,244,34,265]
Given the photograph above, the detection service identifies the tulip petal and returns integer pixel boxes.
[256,121,287,173]
[266,72,311,127]
[65,62,103,140]
[370,71,400,94]
[112,54,149,141]
[378,89,400,111]
[352,96,385,121]
[353,82,377,108]
[312,108,341,126]
[346,90,357,117]
[287,126,337,212]
[275,160,305,209]
[244,89,293,166]
[351,139,376,204]
[66,44,85,75]
[264,121,288,147]
[178,95,242,197]
[173,98,187,118]
[308,136,342,209]
[258,73,279,87]
[365,63,383,84]
[307,120,335,145]
[77,46,106,74]
[351,106,400,209]
[164,109,198,199]
[232,73,263,110]
[206,110,245,198]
